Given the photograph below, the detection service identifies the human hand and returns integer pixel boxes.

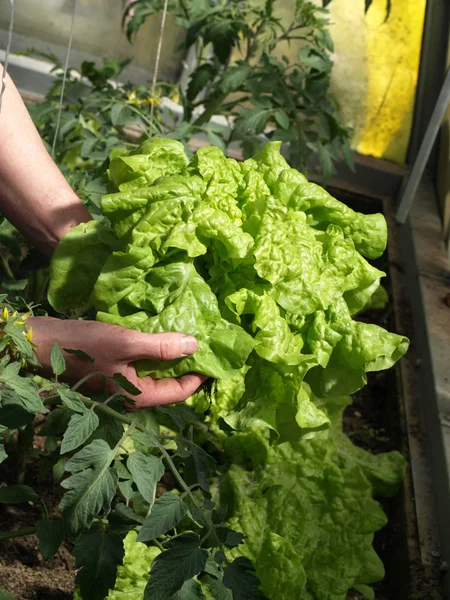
[28,317,207,408]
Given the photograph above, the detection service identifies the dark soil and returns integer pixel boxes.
[0,452,75,600]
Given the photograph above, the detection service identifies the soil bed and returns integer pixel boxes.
[0,460,75,599]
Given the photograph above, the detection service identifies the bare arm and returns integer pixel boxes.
[0,71,92,255]
[0,71,205,406]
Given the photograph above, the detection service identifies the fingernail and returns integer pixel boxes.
[181,335,198,356]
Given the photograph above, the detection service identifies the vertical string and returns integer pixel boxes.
[52,0,78,159]
[149,0,169,133]
[0,0,15,116]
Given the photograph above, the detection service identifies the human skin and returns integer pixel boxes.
[0,70,206,407]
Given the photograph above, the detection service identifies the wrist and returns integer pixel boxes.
[36,190,93,256]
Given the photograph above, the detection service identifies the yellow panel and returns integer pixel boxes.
[356,0,426,163]
[232,0,426,166]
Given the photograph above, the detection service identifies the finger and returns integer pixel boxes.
[132,373,208,408]
[118,330,199,362]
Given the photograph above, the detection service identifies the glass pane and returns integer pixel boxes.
[0,0,185,83]
[347,0,427,163]
[236,0,427,166]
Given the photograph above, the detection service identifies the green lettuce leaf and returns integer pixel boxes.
[94,259,254,380]
[224,361,328,444]
[48,221,120,313]
[49,139,408,443]
[305,299,409,397]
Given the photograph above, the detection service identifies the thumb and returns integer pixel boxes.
[121,331,199,362]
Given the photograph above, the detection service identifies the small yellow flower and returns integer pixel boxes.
[22,311,32,321]
[171,92,180,105]
[26,327,33,342]
[3,307,8,321]
[126,90,141,106]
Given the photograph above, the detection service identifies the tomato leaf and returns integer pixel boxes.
[0,587,18,600]
[223,557,268,600]
[36,519,66,560]
[63,348,95,363]
[138,493,189,542]
[50,343,66,377]
[144,533,208,600]
[58,388,88,414]
[113,373,142,396]
[61,411,100,454]
[73,523,124,600]
[173,579,206,599]
[0,484,39,504]
[60,440,117,536]
[126,451,164,505]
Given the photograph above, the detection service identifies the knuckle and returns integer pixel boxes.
[158,336,177,361]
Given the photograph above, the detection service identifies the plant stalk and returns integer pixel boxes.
[0,526,36,541]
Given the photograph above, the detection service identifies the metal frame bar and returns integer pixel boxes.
[396,67,450,223]
[407,0,450,166]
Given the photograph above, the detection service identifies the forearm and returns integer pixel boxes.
[0,71,91,255]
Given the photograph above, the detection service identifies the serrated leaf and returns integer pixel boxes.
[0,367,47,415]
[61,411,100,454]
[2,320,36,364]
[173,579,206,600]
[220,64,252,93]
[191,446,211,492]
[113,373,142,396]
[118,479,135,503]
[317,142,335,183]
[157,406,185,431]
[187,64,217,101]
[0,398,35,428]
[0,587,18,600]
[207,130,226,153]
[223,557,268,600]
[138,493,189,542]
[91,409,124,448]
[298,46,328,72]
[58,388,88,414]
[0,484,39,504]
[60,439,117,535]
[127,451,164,505]
[274,109,290,130]
[235,107,271,136]
[38,406,73,436]
[111,103,135,127]
[144,533,208,600]
[132,430,160,450]
[109,503,144,525]
[63,348,95,363]
[50,343,66,377]
[36,519,65,560]
[73,523,124,600]
[175,439,192,458]
[224,530,245,549]
[204,576,233,600]
[203,21,240,64]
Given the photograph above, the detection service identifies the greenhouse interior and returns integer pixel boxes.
[0,1,449,599]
